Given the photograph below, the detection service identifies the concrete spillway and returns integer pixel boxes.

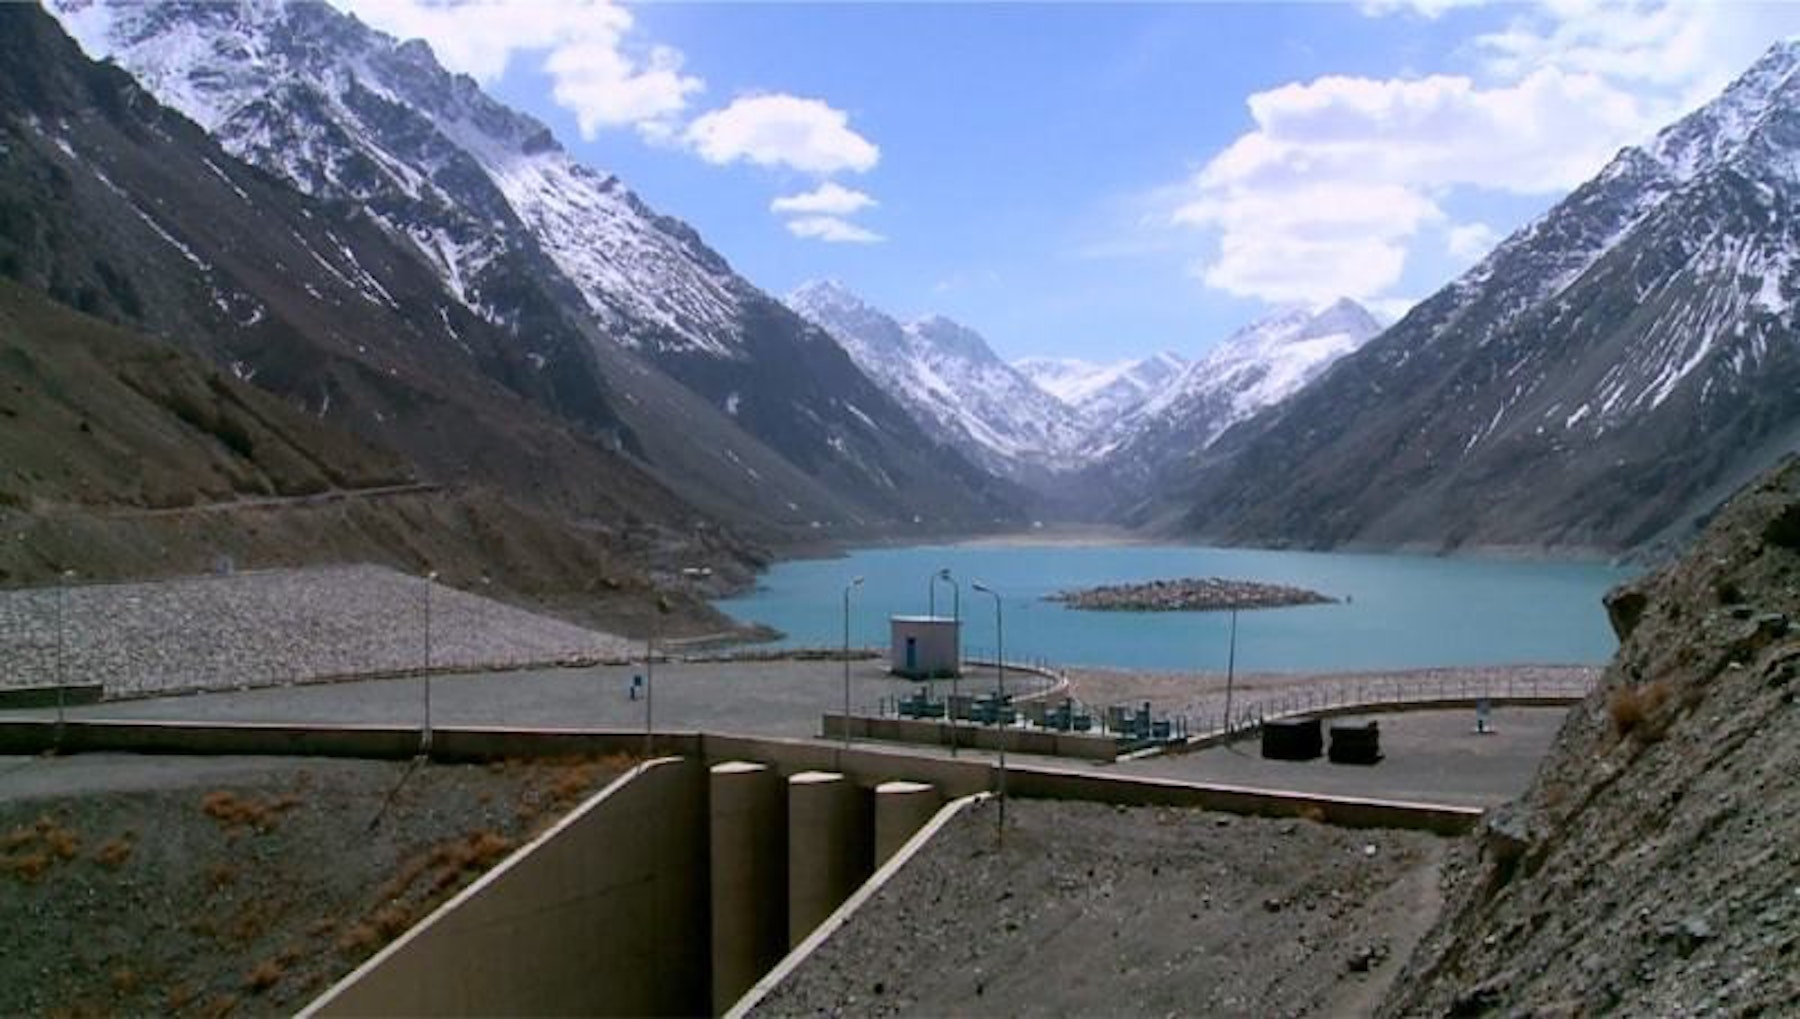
[307,754,944,1017]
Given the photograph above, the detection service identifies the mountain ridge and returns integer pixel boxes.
[50,0,1024,538]
[1149,38,1800,555]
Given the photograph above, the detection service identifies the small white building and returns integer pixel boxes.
[889,615,961,678]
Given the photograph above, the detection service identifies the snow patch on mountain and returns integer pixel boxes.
[786,281,1087,475]
[1013,353,1187,426]
[1107,298,1384,455]
[49,0,752,358]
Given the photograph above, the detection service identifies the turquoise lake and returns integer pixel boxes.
[713,543,1637,672]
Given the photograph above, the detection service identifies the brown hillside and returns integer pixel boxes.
[1384,457,1800,1015]
[0,282,750,634]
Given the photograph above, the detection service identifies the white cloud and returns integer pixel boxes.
[545,41,702,139]
[1178,180,1443,302]
[1358,0,1489,18]
[770,182,878,216]
[1446,221,1499,261]
[338,0,701,138]
[1173,0,1800,306]
[785,216,886,244]
[686,94,880,175]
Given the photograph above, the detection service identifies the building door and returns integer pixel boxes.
[905,636,917,673]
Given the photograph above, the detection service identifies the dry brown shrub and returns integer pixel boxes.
[200,992,239,1019]
[1609,680,1673,739]
[1,849,52,882]
[164,982,198,1012]
[205,862,240,890]
[200,790,303,834]
[371,903,416,940]
[2,815,81,881]
[109,967,140,995]
[94,833,135,869]
[336,921,381,956]
[244,958,286,994]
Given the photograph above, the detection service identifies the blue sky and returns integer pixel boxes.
[346,1,1800,362]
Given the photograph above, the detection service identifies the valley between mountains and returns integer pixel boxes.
[2,0,1798,639]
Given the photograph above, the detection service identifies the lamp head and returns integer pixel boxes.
[851,576,865,588]
[972,581,993,595]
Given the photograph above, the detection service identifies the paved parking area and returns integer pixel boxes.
[1114,706,1566,807]
[2,658,1568,808]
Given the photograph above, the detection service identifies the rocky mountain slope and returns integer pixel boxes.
[785,280,1087,482]
[48,0,1020,536]
[0,5,755,630]
[1385,456,1800,1014]
[1156,40,1800,554]
[0,280,734,632]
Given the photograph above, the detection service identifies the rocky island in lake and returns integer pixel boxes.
[1047,577,1337,612]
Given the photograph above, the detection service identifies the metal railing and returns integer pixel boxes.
[1199,670,1599,741]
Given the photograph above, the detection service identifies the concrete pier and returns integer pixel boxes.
[873,780,940,865]
[709,761,788,1015]
[786,771,871,946]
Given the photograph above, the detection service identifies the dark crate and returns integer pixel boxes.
[1261,717,1323,760]
[1328,720,1383,765]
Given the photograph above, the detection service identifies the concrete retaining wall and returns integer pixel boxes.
[1,720,1482,836]
[304,756,711,1017]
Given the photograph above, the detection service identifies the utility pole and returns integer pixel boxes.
[422,570,437,754]
[55,570,74,745]
[842,576,864,753]
[1223,607,1238,738]
[645,594,671,762]
[973,581,1005,847]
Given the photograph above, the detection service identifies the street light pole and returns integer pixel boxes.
[645,594,670,762]
[973,581,1006,846]
[1223,607,1238,737]
[936,567,960,662]
[422,570,438,754]
[842,576,863,751]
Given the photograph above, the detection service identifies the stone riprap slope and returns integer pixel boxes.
[1383,457,1800,1016]
[753,799,1446,1018]
[0,565,633,697]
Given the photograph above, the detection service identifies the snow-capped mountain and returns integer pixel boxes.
[1154,38,1800,553]
[786,281,1087,479]
[1110,298,1382,454]
[1012,353,1187,429]
[49,0,1022,534]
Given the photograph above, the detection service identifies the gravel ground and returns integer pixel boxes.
[0,751,629,1017]
[0,565,634,696]
[752,798,1447,1018]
